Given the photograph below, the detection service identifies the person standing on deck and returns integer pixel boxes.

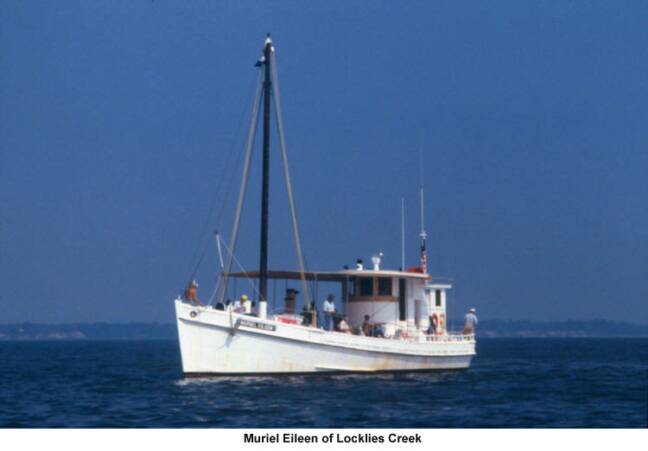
[427,315,438,335]
[184,280,203,305]
[463,308,478,335]
[322,294,336,331]
[362,315,373,336]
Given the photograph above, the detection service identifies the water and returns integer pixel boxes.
[0,338,645,427]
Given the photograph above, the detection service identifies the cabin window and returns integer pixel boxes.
[358,278,373,297]
[348,278,356,297]
[435,290,442,307]
[377,278,392,296]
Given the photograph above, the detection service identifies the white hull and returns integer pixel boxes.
[175,300,476,375]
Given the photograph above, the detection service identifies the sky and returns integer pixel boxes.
[1,1,647,324]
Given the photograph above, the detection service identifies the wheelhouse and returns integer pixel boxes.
[225,267,452,338]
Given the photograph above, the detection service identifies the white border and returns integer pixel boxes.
[1,429,645,451]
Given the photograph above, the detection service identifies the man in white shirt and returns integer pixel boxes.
[463,308,478,335]
[322,294,336,331]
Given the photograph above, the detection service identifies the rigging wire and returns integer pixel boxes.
[183,71,263,286]
[210,72,263,232]
[214,235,264,302]
[270,51,310,305]
[183,110,247,285]
[216,69,264,305]
[191,46,314,312]
[206,233,226,305]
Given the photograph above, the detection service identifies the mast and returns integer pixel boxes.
[419,148,427,274]
[217,34,308,313]
[259,33,273,302]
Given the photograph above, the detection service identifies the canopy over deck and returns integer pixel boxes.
[225,270,345,282]
[225,268,432,282]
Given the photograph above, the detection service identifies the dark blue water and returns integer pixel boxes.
[0,338,646,427]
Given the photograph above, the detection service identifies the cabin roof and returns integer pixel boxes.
[225,269,432,282]
[335,269,431,280]
[225,270,344,282]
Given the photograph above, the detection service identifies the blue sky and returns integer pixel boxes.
[1,1,647,323]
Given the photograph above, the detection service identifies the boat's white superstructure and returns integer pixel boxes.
[173,35,476,376]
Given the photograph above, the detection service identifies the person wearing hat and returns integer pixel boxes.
[233,294,248,313]
[184,280,203,305]
[463,308,478,335]
[322,294,336,331]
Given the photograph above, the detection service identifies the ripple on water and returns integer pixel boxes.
[0,338,645,427]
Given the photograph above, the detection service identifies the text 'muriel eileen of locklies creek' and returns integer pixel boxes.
[244,432,423,444]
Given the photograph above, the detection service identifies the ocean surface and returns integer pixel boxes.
[0,338,646,428]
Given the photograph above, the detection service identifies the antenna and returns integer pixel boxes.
[419,146,427,274]
[401,198,405,271]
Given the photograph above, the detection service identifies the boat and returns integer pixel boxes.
[174,34,476,376]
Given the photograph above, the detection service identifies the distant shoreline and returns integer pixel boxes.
[0,320,646,341]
